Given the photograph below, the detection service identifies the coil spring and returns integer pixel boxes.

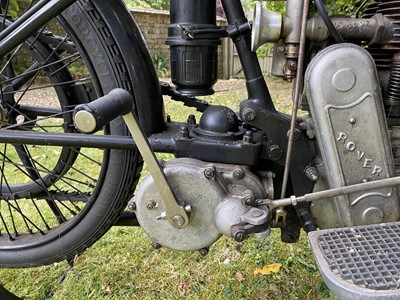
[386,59,400,106]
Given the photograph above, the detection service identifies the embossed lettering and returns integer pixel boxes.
[357,151,365,161]
[372,166,383,176]
[346,142,356,152]
[363,158,373,168]
[337,132,348,143]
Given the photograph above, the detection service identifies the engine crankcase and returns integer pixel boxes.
[305,43,400,228]
[134,158,269,251]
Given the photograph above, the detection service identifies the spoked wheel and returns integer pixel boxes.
[0,0,164,267]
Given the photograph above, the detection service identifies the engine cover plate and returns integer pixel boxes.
[134,158,267,251]
[305,43,400,228]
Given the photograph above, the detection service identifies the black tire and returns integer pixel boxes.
[0,0,164,267]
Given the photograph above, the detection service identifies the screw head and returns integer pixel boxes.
[251,209,264,218]
[232,226,247,242]
[277,46,286,53]
[233,168,245,180]
[243,131,253,144]
[151,242,162,250]
[242,108,256,122]
[348,117,356,125]
[268,145,283,161]
[204,168,215,179]
[287,128,302,141]
[288,62,298,71]
[305,167,319,182]
[147,201,157,210]
[244,195,255,206]
[199,248,209,256]
[180,126,189,139]
[127,201,136,211]
[172,215,185,228]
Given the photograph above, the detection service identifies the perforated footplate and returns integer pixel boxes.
[309,222,400,300]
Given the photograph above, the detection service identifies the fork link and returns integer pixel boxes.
[74,89,191,229]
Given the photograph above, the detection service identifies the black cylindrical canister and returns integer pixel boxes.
[166,0,220,96]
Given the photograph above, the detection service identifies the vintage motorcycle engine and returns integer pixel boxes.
[133,158,272,251]
[306,43,400,228]
[306,1,400,229]
[364,0,400,111]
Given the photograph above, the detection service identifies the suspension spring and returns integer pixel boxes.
[386,54,400,106]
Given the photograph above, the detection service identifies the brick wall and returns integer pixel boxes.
[129,8,228,79]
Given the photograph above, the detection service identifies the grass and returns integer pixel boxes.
[0,77,339,300]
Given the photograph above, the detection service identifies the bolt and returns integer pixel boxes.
[242,107,256,122]
[127,201,136,211]
[268,145,283,161]
[349,117,357,125]
[243,130,253,144]
[147,201,157,210]
[251,209,264,218]
[172,215,185,228]
[244,195,255,206]
[277,46,286,53]
[287,128,302,141]
[232,226,247,243]
[288,62,298,71]
[180,125,189,139]
[187,114,196,125]
[233,167,245,180]
[151,242,162,250]
[199,248,209,256]
[305,167,319,182]
[204,167,215,179]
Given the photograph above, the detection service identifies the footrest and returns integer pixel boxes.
[309,222,400,300]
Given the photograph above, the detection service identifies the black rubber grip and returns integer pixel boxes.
[73,88,134,134]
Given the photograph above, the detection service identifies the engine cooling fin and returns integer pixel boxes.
[365,0,400,106]
[365,0,400,50]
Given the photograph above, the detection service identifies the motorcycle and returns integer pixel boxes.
[0,0,399,298]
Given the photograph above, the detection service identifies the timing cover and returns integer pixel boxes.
[305,43,400,228]
[134,158,267,251]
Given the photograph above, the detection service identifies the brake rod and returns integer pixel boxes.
[268,176,400,210]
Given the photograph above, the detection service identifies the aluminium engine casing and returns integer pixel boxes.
[305,43,400,228]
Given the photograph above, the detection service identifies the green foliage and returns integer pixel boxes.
[2,0,19,18]
[241,0,286,12]
[242,0,366,17]
[325,0,366,15]
[152,51,170,77]
[124,0,169,10]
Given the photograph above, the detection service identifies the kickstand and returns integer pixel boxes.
[46,256,75,299]
[0,256,77,300]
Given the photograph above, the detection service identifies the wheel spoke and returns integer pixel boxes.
[0,0,139,268]
[13,144,41,180]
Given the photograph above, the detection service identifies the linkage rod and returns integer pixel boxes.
[280,0,310,198]
[270,176,400,209]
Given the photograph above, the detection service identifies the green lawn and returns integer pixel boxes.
[0,77,339,300]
